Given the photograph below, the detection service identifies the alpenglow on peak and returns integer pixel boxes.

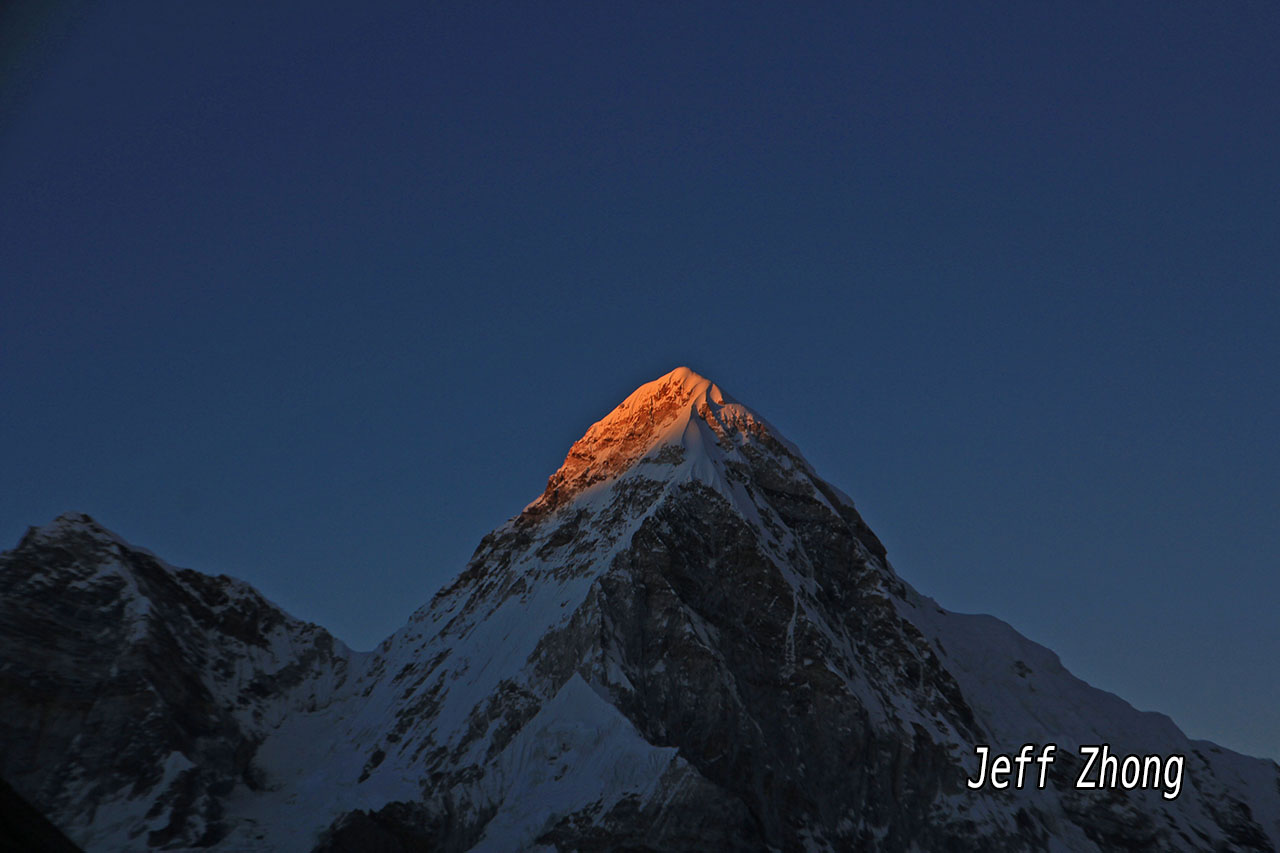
[529,366,819,517]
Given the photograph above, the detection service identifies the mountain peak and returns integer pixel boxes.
[623,365,728,408]
[528,367,804,517]
[593,366,736,439]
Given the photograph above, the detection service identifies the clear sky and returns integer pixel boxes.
[2,2,1277,761]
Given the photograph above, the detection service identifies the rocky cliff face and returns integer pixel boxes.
[2,367,1278,851]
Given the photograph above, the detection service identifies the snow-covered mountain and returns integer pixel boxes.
[2,367,1277,851]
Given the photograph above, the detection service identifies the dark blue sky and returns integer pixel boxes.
[3,2,1277,760]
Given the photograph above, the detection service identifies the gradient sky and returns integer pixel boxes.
[2,2,1277,761]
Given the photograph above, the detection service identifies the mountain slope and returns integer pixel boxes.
[2,367,1277,851]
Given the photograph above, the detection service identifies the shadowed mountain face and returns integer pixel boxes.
[0,776,81,852]
[2,368,1278,851]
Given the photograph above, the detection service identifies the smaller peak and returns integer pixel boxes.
[51,511,101,527]
[48,511,109,533]
[21,512,123,549]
